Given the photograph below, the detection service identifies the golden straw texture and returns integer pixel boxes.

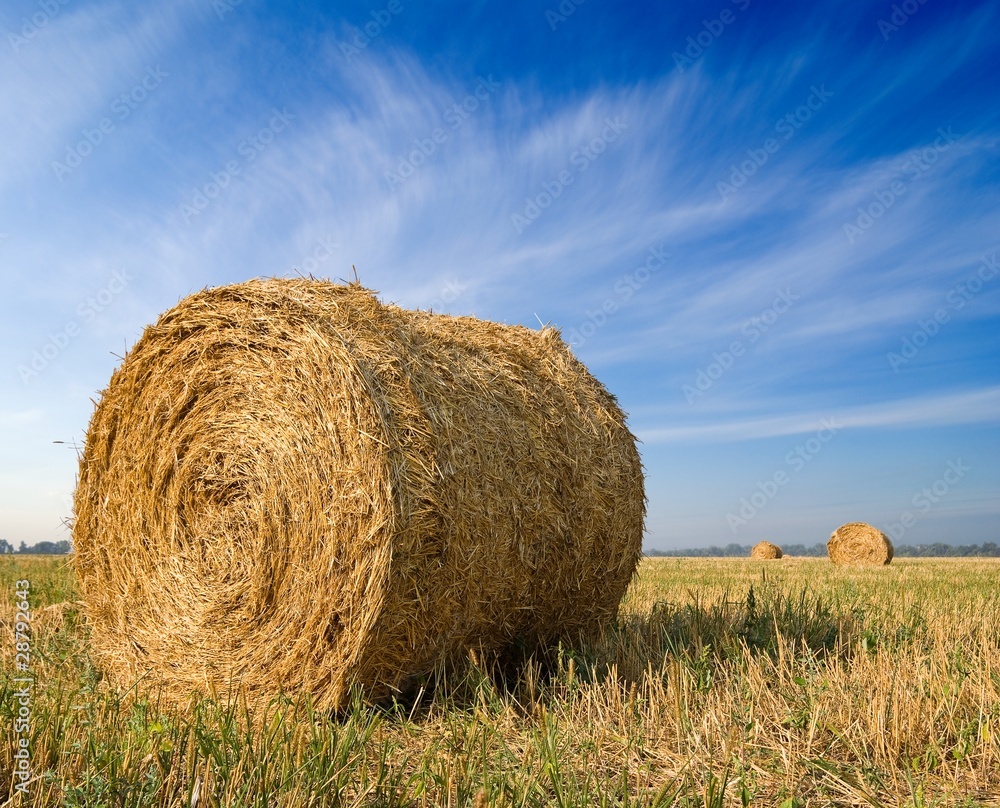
[750,541,782,559]
[73,279,645,710]
[827,522,894,566]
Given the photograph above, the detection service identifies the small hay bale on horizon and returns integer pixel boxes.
[827,522,893,565]
[750,541,782,559]
[72,278,645,711]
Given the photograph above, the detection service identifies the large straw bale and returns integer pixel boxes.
[750,541,782,559]
[73,279,645,710]
[827,522,893,565]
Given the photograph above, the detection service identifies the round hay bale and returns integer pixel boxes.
[750,541,782,559]
[827,522,893,565]
[73,279,645,710]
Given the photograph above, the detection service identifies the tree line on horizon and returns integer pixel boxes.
[647,542,1000,558]
[0,539,72,555]
[3,539,999,558]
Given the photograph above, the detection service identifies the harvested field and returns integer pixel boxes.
[3,555,1000,806]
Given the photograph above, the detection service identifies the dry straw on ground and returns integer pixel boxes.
[750,541,782,559]
[827,521,894,565]
[73,278,645,711]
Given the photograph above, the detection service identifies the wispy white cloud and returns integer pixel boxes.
[638,386,1000,444]
[0,1,190,189]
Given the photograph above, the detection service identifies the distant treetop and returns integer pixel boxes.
[4,539,72,554]
[646,542,999,558]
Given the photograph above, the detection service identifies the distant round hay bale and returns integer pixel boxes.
[750,541,782,559]
[73,279,645,710]
[827,522,893,565]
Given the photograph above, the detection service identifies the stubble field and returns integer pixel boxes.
[2,555,999,806]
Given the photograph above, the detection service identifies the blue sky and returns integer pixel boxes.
[1,0,998,551]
